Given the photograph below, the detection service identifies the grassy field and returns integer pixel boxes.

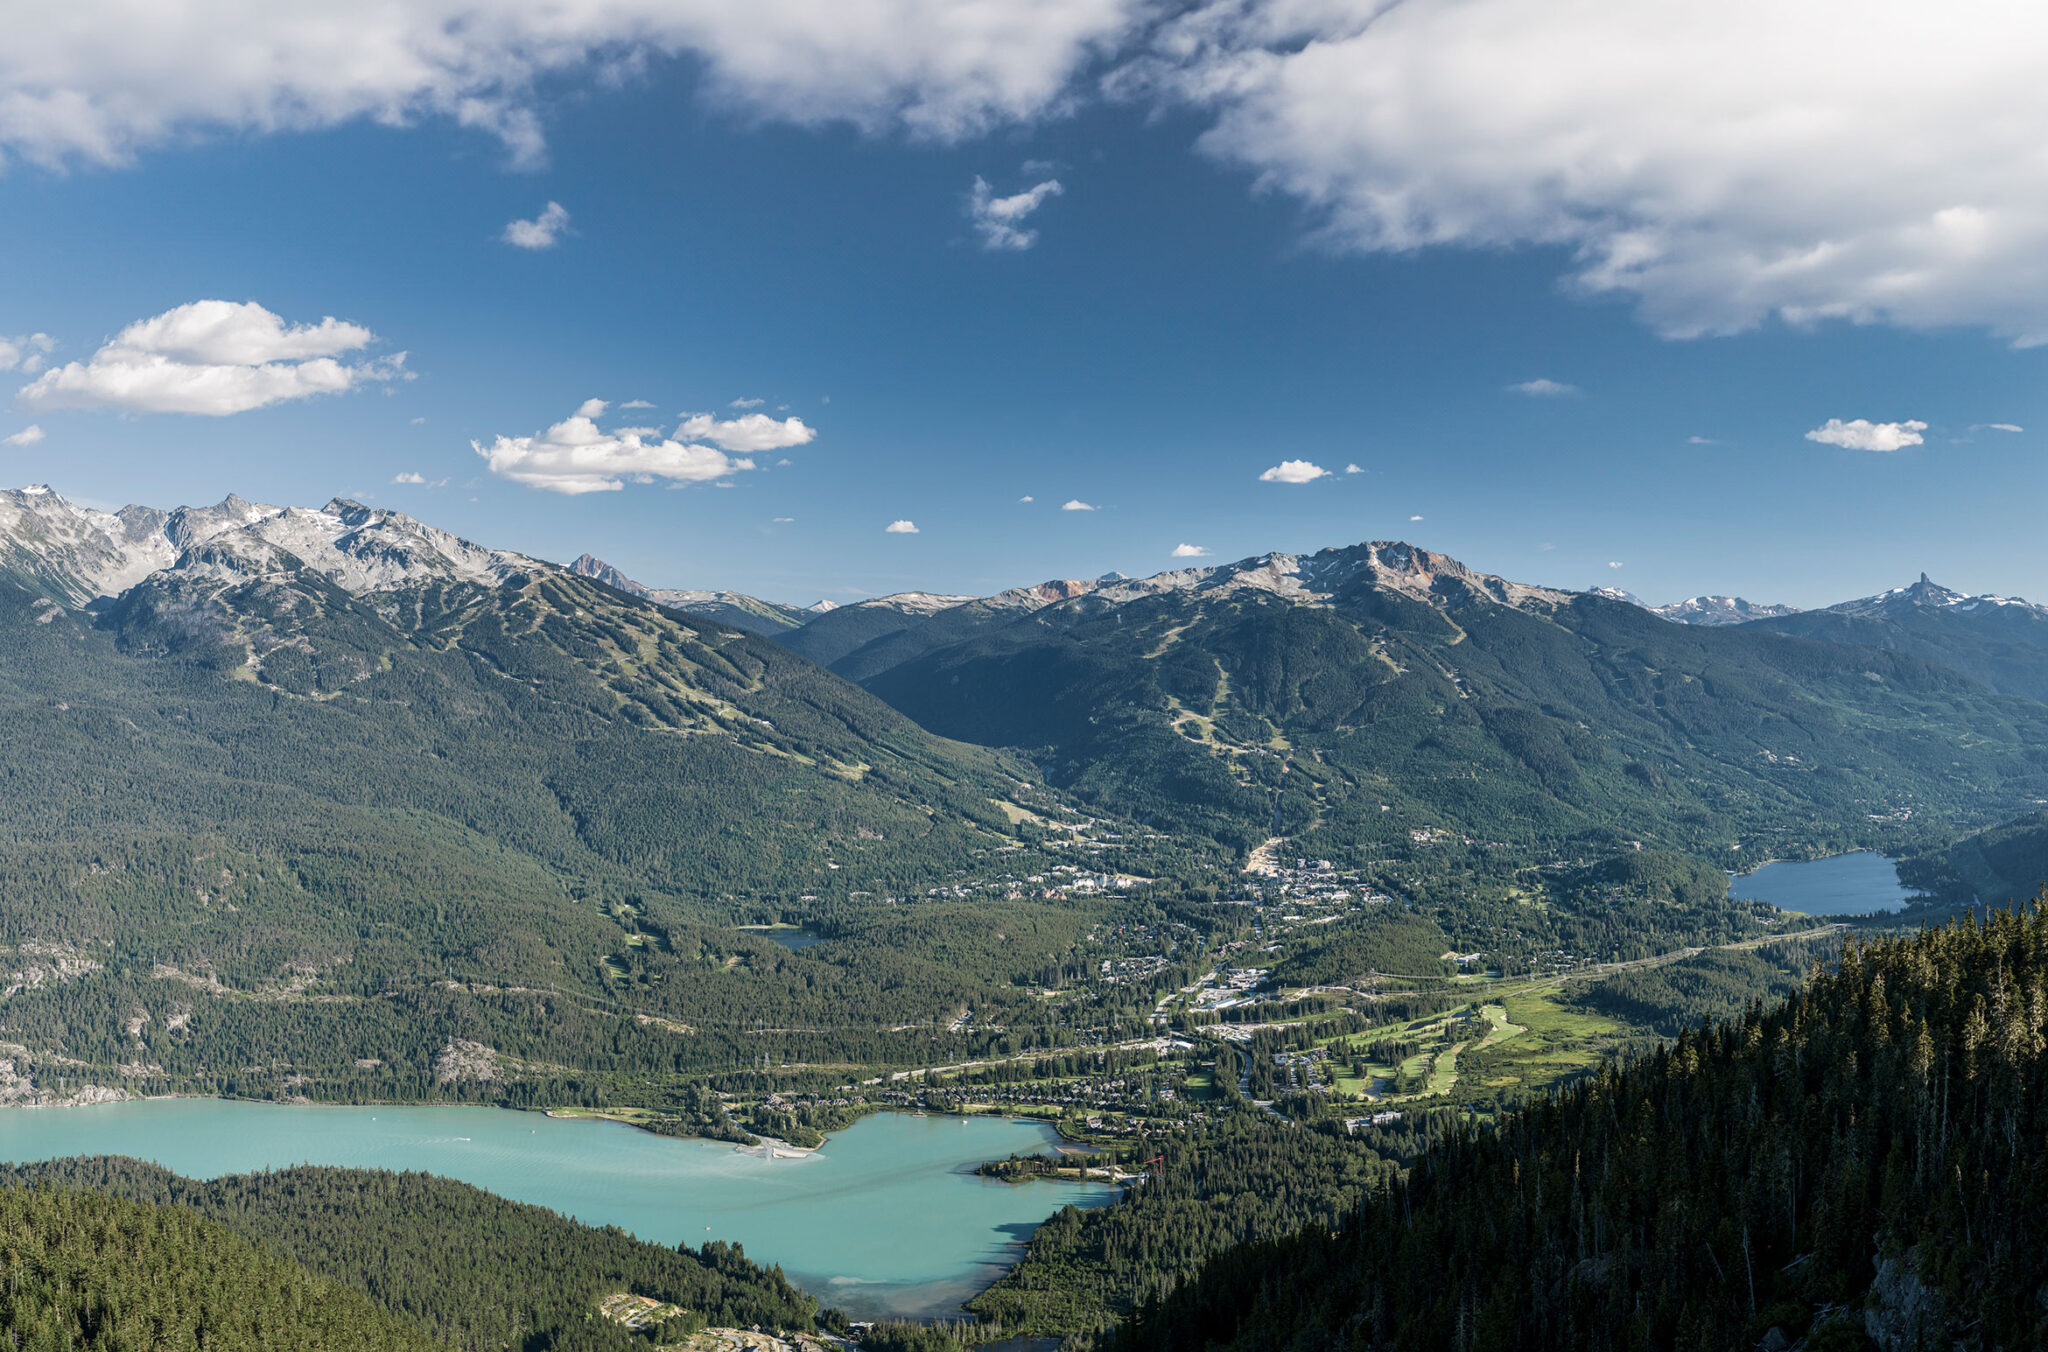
[1306,984,1621,1108]
[1447,990,1623,1104]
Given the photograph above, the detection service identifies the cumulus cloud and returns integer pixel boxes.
[3,425,44,446]
[0,334,55,374]
[729,396,764,408]
[23,3,2048,346]
[503,201,570,249]
[476,404,762,494]
[1507,378,1577,397]
[1018,495,1035,502]
[674,411,817,453]
[970,176,1064,250]
[1408,514,1423,521]
[1344,463,1362,474]
[391,471,427,484]
[1131,0,2048,343]
[1061,498,1097,511]
[1259,459,1328,483]
[576,397,608,419]
[621,399,654,409]
[1171,543,1209,557]
[0,0,1141,169]
[1608,561,1624,569]
[1805,418,1929,452]
[17,300,402,416]
[885,519,919,533]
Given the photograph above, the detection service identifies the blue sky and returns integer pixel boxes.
[3,5,2046,610]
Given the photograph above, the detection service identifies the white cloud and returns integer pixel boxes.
[1344,463,1362,474]
[970,176,1064,250]
[1061,498,1097,511]
[1408,514,1423,521]
[885,519,919,533]
[410,415,427,425]
[1688,435,1717,445]
[675,411,817,453]
[24,4,2048,346]
[503,201,570,249]
[1804,418,1928,452]
[0,1,1140,169]
[1506,378,1577,397]
[1608,561,1624,569]
[1018,495,1035,502]
[576,397,608,419]
[729,396,764,408]
[1171,543,1209,557]
[1258,459,1327,483]
[1984,422,2025,433]
[3,425,44,446]
[1133,0,2048,343]
[476,405,759,494]
[0,334,55,374]
[772,516,795,523]
[17,300,402,416]
[391,471,427,484]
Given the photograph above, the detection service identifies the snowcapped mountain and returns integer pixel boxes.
[1650,595,1799,626]
[1586,585,1795,625]
[1823,573,2046,619]
[0,485,537,607]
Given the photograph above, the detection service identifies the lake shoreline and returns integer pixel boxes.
[0,1098,1115,1322]
[1727,850,1926,917]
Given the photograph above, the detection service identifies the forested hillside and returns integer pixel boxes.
[1120,904,2048,1352]
[0,536,1214,1109]
[1745,576,2048,704]
[1,1159,822,1350]
[864,567,2048,871]
[0,1182,440,1351]
[1900,808,2048,912]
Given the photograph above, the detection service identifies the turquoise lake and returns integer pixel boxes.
[1729,851,1925,917]
[0,1101,1111,1319]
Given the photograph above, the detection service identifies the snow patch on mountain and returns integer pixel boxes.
[1826,573,2045,619]
[0,485,537,605]
[1651,595,1800,626]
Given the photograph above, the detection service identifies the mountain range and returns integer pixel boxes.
[590,548,2042,662]
[7,481,2048,1110]
[587,541,2048,876]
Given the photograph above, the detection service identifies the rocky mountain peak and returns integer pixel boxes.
[0,484,539,605]
[1828,574,2039,618]
[568,553,652,598]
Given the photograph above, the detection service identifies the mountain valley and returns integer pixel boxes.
[2,486,2045,1350]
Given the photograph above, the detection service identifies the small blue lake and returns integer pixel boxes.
[1729,851,1925,917]
[0,1103,1109,1319]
